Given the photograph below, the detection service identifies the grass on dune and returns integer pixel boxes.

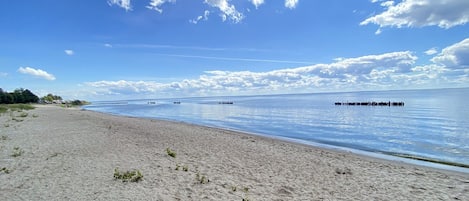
[0,104,35,114]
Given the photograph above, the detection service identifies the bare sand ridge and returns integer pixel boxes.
[1,105,468,200]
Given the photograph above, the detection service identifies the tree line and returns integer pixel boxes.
[0,88,39,104]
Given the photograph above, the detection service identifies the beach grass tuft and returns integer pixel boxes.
[0,104,35,115]
[175,164,189,171]
[0,106,7,114]
[113,167,143,182]
[1,167,10,174]
[166,148,176,158]
[6,104,35,112]
[19,112,28,118]
[11,147,24,157]
[196,172,209,184]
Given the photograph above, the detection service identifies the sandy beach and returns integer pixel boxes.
[0,105,468,200]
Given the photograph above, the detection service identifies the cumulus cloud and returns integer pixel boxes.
[285,0,299,9]
[146,0,176,13]
[204,0,244,23]
[107,0,132,11]
[250,0,265,9]
[64,50,74,56]
[190,10,210,24]
[18,67,56,81]
[361,0,469,32]
[431,38,469,69]
[86,51,431,97]
[86,80,166,95]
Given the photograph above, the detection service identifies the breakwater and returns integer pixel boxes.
[335,101,404,106]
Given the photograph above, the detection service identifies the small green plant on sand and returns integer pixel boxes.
[11,117,23,122]
[1,135,8,141]
[11,147,24,157]
[113,167,143,182]
[18,112,28,118]
[196,172,209,184]
[1,167,10,174]
[175,164,189,171]
[166,148,176,158]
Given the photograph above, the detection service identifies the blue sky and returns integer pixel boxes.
[1,0,468,100]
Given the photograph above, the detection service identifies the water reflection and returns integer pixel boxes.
[84,88,469,166]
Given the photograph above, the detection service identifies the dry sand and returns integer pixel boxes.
[0,105,468,200]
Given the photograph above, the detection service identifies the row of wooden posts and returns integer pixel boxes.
[335,101,404,106]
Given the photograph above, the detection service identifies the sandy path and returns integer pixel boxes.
[0,105,468,200]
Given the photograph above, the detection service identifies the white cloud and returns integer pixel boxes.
[250,0,265,9]
[86,80,165,94]
[0,72,7,77]
[204,0,244,23]
[107,0,132,11]
[190,10,210,24]
[64,49,74,56]
[18,67,56,81]
[106,0,301,23]
[361,0,469,31]
[146,0,176,13]
[360,0,469,31]
[431,38,469,69]
[424,47,438,56]
[285,0,299,9]
[104,43,113,48]
[86,51,432,97]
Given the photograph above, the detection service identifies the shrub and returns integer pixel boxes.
[113,167,143,182]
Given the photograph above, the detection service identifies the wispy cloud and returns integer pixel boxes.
[146,0,176,13]
[361,0,469,33]
[0,72,7,77]
[154,53,315,64]
[64,49,74,56]
[424,47,438,56]
[18,67,56,81]
[107,0,132,11]
[104,43,113,48]
[190,10,210,24]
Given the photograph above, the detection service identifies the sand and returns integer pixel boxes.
[0,105,468,200]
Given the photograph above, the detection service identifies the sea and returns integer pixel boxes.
[83,88,469,172]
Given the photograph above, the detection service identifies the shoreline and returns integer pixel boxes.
[1,105,468,200]
[84,107,469,173]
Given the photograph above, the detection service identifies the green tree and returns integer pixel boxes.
[0,88,5,103]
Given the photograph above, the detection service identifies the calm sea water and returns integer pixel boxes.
[84,88,469,169]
